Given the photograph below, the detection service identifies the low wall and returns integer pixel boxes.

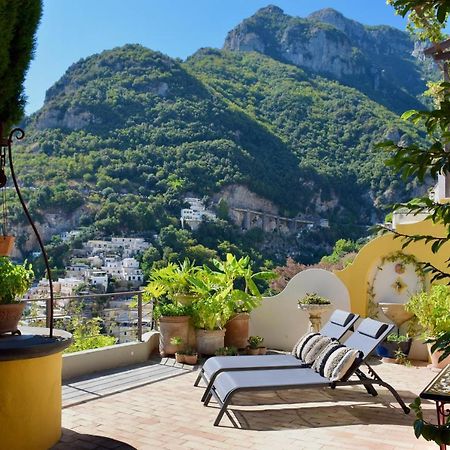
[62,331,160,380]
[250,269,351,352]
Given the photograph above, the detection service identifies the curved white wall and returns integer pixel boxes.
[249,269,351,351]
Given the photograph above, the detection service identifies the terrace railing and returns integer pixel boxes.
[22,290,153,344]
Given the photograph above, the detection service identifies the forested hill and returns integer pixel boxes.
[224,6,435,114]
[14,8,429,266]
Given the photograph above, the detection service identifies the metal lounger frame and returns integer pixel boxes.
[203,320,411,426]
[194,310,359,402]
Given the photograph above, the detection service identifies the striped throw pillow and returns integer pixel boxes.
[292,332,319,359]
[303,335,334,364]
[311,341,342,375]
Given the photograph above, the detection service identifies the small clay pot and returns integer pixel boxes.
[183,354,198,365]
[247,347,260,355]
[0,236,15,256]
[258,347,267,355]
[175,353,185,364]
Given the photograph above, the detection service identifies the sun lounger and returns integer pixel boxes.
[194,309,359,402]
[204,318,410,426]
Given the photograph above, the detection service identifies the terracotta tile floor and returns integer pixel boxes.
[54,359,439,449]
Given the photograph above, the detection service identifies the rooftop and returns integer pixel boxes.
[54,358,437,450]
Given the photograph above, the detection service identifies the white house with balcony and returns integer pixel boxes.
[180,197,217,230]
[89,271,108,292]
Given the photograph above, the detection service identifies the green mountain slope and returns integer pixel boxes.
[11,33,424,265]
[186,48,422,222]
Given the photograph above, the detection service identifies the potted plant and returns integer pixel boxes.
[181,346,198,365]
[406,285,450,368]
[170,336,185,363]
[247,336,264,355]
[217,254,275,349]
[144,259,202,354]
[376,333,412,360]
[215,346,239,356]
[0,257,34,334]
[146,259,199,305]
[298,293,332,333]
[189,262,234,355]
[169,336,199,364]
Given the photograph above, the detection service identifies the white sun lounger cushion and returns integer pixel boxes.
[302,335,335,364]
[292,332,319,358]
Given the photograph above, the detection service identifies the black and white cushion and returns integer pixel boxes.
[302,335,334,364]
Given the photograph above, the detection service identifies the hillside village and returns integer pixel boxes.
[24,236,152,343]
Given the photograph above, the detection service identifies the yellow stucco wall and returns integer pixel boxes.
[0,353,63,450]
[335,221,449,317]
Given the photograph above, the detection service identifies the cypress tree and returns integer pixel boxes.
[0,0,42,132]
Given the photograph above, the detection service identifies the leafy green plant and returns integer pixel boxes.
[298,293,331,306]
[0,0,42,130]
[0,257,34,304]
[215,346,239,356]
[170,336,197,355]
[394,349,412,367]
[405,285,450,338]
[410,397,450,445]
[248,335,264,349]
[189,254,274,330]
[170,336,183,347]
[387,333,410,343]
[143,259,199,302]
[153,302,192,320]
[65,316,116,353]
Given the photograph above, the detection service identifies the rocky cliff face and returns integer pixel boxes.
[224,6,434,113]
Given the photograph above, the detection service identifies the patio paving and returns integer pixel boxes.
[54,358,438,449]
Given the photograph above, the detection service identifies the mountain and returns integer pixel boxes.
[223,6,435,114]
[12,8,430,267]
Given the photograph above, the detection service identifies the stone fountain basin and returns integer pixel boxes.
[378,302,414,327]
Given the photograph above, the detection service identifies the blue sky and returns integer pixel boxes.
[24,0,407,115]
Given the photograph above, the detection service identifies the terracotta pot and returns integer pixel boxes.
[427,343,450,369]
[195,329,225,355]
[158,315,189,356]
[224,313,250,349]
[175,353,185,364]
[247,347,260,355]
[183,354,198,365]
[0,236,15,256]
[0,302,25,334]
[258,346,267,355]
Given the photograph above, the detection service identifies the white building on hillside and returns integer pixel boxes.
[85,238,150,258]
[65,263,90,279]
[89,271,108,292]
[180,197,216,230]
[101,257,144,285]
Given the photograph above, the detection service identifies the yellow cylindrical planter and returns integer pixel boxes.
[0,328,71,450]
[0,353,62,450]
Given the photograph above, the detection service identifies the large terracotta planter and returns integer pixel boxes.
[0,302,25,334]
[427,343,450,369]
[225,313,249,349]
[196,329,225,355]
[158,315,189,356]
[0,236,14,256]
